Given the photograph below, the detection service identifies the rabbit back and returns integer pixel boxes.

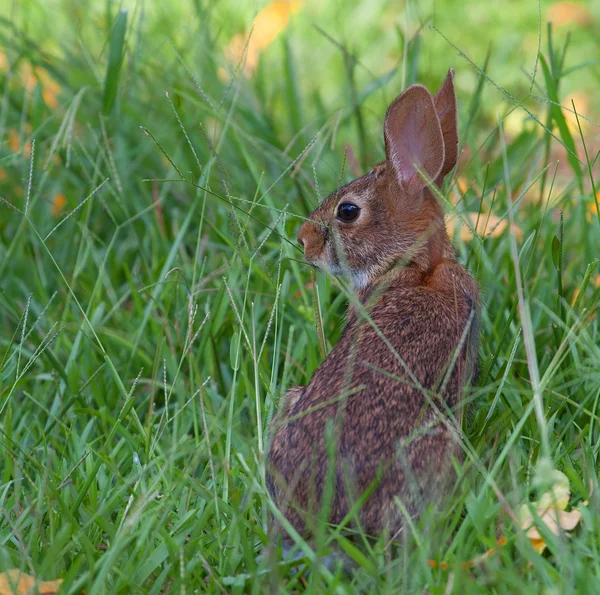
[267,262,479,537]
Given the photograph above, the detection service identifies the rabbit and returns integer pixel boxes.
[267,69,480,543]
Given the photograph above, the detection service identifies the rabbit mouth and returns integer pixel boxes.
[304,255,338,275]
[308,257,331,272]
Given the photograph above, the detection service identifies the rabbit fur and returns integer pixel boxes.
[267,70,480,541]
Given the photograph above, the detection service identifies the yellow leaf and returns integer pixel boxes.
[571,287,580,307]
[537,469,570,510]
[502,109,529,138]
[0,570,62,595]
[0,48,8,72]
[225,0,304,76]
[456,177,468,193]
[547,2,593,27]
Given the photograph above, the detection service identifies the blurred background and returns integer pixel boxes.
[0,0,598,212]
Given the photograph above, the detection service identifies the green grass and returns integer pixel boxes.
[0,0,599,592]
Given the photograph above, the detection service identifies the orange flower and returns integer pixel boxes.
[586,193,599,223]
[7,52,62,108]
[20,62,37,92]
[51,193,67,217]
[428,537,507,570]
[7,129,31,158]
[8,129,20,153]
[0,46,60,108]
[36,67,61,109]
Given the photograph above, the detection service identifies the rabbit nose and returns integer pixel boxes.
[297,221,324,260]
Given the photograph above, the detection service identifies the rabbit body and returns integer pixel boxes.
[267,70,479,539]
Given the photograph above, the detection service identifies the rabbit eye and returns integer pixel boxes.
[336,203,360,222]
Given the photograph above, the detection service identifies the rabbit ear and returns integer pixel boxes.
[433,68,458,184]
[384,85,444,198]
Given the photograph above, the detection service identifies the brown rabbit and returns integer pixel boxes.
[267,70,479,542]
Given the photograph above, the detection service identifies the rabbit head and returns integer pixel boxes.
[297,70,458,289]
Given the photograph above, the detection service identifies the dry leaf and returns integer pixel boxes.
[537,469,571,510]
[446,211,523,242]
[518,469,585,555]
[0,570,62,595]
[0,48,9,72]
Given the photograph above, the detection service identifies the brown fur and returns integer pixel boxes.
[267,70,480,540]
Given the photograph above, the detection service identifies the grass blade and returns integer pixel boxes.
[102,8,128,116]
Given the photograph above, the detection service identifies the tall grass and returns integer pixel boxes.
[0,0,599,592]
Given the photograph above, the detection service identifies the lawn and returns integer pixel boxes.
[0,0,599,592]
